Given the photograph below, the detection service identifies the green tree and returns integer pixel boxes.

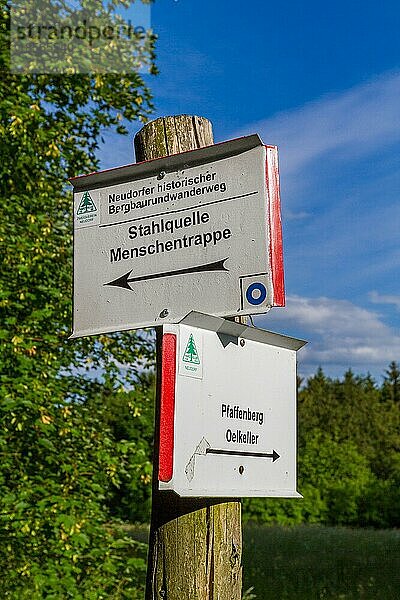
[96,370,156,523]
[243,430,374,527]
[0,1,156,596]
[298,368,396,478]
[298,367,400,526]
[244,366,400,528]
[381,361,400,404]
[183,333,200,364]
[298,430,375,526]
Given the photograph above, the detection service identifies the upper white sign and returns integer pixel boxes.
[70,135,285,337]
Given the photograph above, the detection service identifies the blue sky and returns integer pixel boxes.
[98,0,400,382]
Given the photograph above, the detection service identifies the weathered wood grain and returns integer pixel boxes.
[134,115,213,161]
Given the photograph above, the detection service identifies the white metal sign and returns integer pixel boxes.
[70,135,284,338]
[158,312,306,497]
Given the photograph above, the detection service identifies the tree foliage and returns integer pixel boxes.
[244,365,400,529]
[93,370,156,523]
[382,361,400,404]
[0,1,156,596]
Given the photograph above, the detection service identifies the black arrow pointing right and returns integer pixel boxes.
[206,449,280,462]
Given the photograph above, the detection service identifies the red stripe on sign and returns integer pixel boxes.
[158,333,177,483]
[266,146,285,306]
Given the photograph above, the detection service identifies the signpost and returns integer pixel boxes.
[70,134,284,338]
[70,114,305,600]
[158,312,306,498]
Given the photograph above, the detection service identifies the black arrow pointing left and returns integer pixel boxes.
[104,258,229,291]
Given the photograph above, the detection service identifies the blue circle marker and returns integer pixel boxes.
[246,282,267,306]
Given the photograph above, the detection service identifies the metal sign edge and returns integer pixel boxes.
[178,312,307,351]
[69,134,263,192]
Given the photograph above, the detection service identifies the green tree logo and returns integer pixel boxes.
[183,334,200,365]
[77,191,97,214]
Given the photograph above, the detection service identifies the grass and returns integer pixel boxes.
[125,523,400,599]
[243,524,400,600]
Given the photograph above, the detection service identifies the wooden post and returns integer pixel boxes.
[134,116,243,600]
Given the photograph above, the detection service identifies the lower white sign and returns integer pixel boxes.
[158,312,306,497]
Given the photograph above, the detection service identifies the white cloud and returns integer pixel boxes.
[369,291,400,311]
[256,295,400,378]
[237,71,400,176]
[285,209,311,221]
